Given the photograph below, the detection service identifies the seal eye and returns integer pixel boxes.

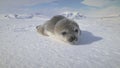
[62,32,67,35]
[74,29,78,33]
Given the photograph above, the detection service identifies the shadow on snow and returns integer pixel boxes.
[76,30,103,45]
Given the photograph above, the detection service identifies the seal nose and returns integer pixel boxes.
[68,36,77,42]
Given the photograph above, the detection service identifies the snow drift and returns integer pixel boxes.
[61,11,86,20]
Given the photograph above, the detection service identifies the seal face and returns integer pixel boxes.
[36,15,81,45]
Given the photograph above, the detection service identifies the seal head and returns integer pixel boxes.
[54,18,81,44]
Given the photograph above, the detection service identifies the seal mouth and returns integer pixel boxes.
[68,36,78,42]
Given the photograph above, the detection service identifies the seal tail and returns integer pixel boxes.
[36,25,48,36]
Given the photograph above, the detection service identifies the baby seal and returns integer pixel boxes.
[36,15,81,44]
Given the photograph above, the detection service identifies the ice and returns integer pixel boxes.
[0,14,120,68]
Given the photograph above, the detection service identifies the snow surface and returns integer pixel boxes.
[0,14,120,68]
[4,13,49,19]
[61,11,86,20]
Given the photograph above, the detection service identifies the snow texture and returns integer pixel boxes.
[61,12,86,20]
[0,14,120,68]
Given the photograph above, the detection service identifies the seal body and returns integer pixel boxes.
[36,15,81,44]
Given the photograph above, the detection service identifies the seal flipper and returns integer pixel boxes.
[36,25,48,36]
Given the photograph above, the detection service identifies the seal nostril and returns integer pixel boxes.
[69,38,73,42]
[68,36,75,42]
[73,36,75,40]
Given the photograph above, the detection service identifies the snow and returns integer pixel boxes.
[61,11,86,20]
[4,13,49,19]
[0,14,120,68]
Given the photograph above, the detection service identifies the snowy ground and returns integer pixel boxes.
[0,15,120,68]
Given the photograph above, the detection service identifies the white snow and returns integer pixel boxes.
[61,11,86,20]
[0,14,120,68]
[4,13,49,19]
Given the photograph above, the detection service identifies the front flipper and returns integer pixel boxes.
[36,25,48,36]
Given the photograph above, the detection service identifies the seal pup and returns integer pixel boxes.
[36,15,81,44]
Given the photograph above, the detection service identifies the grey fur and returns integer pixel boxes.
[36,15,81,44]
